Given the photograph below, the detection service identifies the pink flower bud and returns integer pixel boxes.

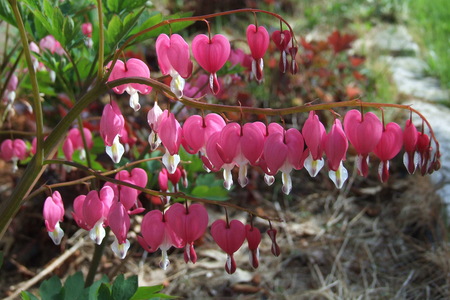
[245,224,261,269]
[81,23,93,37]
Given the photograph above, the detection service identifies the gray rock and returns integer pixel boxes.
[353,24,419,55]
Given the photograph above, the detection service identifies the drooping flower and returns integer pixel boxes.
[373,122,403,182]
[403,119,419,174]
[263,128,305,194]
[100,101,125,163]
[107,58,152,111]
[72,195,89,230]
[81,23,93,47]
[39,35,65,56]
[147,101,163,151]
[271,30,291,73]
[302,111,326,177]
[62,127,93,161]
[104,168,148,214]
[158,110,182,174]
[192,34,231,95]
[246,24,270,82]
[210,219,246,274]
[417,131,432,176]
[182,113,225,155]
[108,201,131,259]
[43,191,65,245]
[245,224,261,269]
[82,186,114,244]
[267,227,281,257]
[138,209,182,270]
[156,34,193,98]
[165,203,209,264]
[343,109,382,177]
[324,119,349,188]
[2,74,18,105]
[0,139,28,173]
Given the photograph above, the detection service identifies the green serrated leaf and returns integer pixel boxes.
[20,291,39,300]
[39,276,62,300]
[97,283,113,300]
[62,272,84,300]
[111,274,138,300]
[130,285,164,300]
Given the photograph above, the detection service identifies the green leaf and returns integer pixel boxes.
[130,285,164,300]
[0,0,16,25]
[20,291,39,300]
[85,275,110,300]
[111,274,138,300]
[62,272,84,300]
[149,293,179,299]
[190,185,229,201]
[39,276,62,300]
[97,283,113,300]
[106,15,123,50]
[106,0,119,13]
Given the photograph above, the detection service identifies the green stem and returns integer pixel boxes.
[96,0,104,80]
[85,228,110,287]
[9,0,44,164]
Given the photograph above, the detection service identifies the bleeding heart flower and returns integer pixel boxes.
[403,119,419,174]
[43,191,65,245]
[210,219,246,274]
[192,34,230,95]
[156,34,193,98]
[344,109,382,177]
[373,122,403,182]
[182,113,226,155]
[324,119,348,188]
[62,127,93,162]
[246,24,270,82]
[139,210,182,270]
[417,131,431,176]
[104,168,147,214]
[272,30,292,73]
[302,111,326,177]
[245,224,261,269]
[108,201,131,259]
[267,227,281,257]
[0,139,28,173]
[72,194,89,230]
[100,101,125,163]
[82,186,114,244]
[107,58,151,111]
[165,203,209,263]
[159,110,182,174]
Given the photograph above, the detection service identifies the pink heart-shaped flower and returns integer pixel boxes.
[192,34,230,74]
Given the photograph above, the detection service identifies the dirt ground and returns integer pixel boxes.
[1,155,449,299]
